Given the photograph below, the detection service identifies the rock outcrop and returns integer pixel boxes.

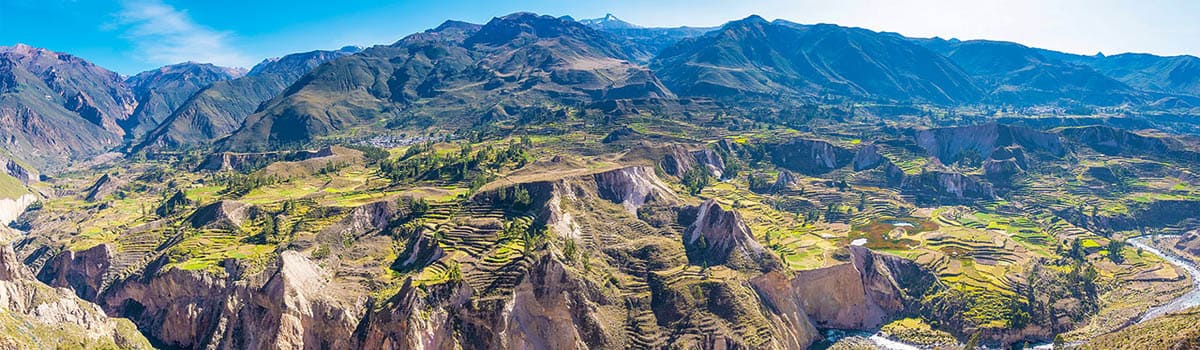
[355,254,618,349]
[680,199,781,271]
[902,171,995,203]
[2,157,36,184]
[752,246,941,330]
[593,166,677,214]
[916,123,1066,166]
[197,147,337,172]
[660,145,726,179]
[0,193,36,225]
[83,173,124,202]
[0,242,151,348]
[774,170,798,191]
[768,139,855,175]
[1178,231,1200,260]
[100,250,365,349]
[36,243,112,300]
[188,200,252,230]
[1057,125,1200,164]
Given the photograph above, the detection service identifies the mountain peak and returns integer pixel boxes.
[578,13,640,29]
[432,20,481,32]
[738,14,768,24]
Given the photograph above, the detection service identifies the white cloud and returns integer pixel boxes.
[112,0,253,69]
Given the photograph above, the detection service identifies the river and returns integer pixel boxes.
[1127,235,1200,322]
[819,235,1200,349]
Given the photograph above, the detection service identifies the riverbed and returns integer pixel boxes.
[819,235,1200,349]
[1127,235,1200,322]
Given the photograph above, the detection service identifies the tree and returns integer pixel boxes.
[563,239,578,262]
[682,164,712,196]
[1107,239,1126,264]
[446,262,462,282]
[1068,238,1085,261]
[404,197,430,217]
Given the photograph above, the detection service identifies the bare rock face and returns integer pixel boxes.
[661,145,695,177]
[1057,125,1174,157]
[0,243,152,348]
[916,123,1066,165]
[354,254,618,350]
[101,250,365,349]
[661,145,726,179]
[774,169,798,191]
[188,200,251,230]
[852,144,888,171]
[692,149,726,179]
[752,246,940,331]
[983,158,1024,180]
[36,243,112,300]
[102,257,230,348]
[852,144,906,186]
[497,255,616,349]
[591,166,677,214]
[324,199,401,239]
[197,147,337,172]
[219,251,364,349]
[352,278,469,349]
[83,173,125,202]
[0,193,37,225]
[2,157,36,184]
[748,272,823,348]
[680,199,781,271]
[768,139,855,175]
[903,170,995,204]
[1176,230,1200,260]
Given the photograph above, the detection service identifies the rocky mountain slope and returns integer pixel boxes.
[133,47,360,152]
[579,14,715,59]
[917,38,1144,106]
[652,16,982,104]
[8,10,1200,350]
[219,13,672,151]
[0,236,151,348]
[1049,51,1200,99]
[0,44,134,170]
[122,62,245,139]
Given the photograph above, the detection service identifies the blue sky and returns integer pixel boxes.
[3,0,1199,75]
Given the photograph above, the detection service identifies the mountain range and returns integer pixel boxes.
[2,12,1200,169]
[6,11,1200,350]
